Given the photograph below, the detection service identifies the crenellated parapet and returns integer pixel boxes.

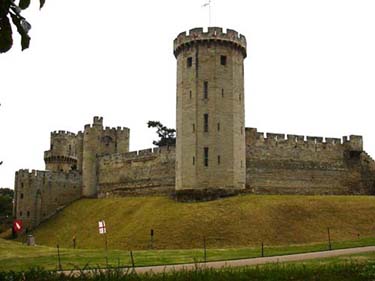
[246,127,363,151]
[174,27,247,58]
[99,146,175,165]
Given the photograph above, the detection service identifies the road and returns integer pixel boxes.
[62,246,375,275]
[133,246,375,274]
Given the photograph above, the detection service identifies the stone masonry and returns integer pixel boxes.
[13,27,375,231]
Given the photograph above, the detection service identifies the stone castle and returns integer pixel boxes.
[13,27,375,232]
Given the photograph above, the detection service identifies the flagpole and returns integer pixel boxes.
[209,0,211,26]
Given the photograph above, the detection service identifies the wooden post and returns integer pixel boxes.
[261,242,264,257]
[150,229,154,249]
[104,233,109,268]
[327,227,332,250]
[56,244,62,271]
[203,236,207,263]
[130,250,135,269]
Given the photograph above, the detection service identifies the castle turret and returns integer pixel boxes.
[174,27,247,199]
[82,117,130,197]
[44,131,78,172]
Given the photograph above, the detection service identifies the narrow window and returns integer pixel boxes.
[187,57,193,68]
[204,81,208,99]
[189,90,192,99]
[20,211,23,217]
[204,114,209,132]
[241,126,243,135]
[50,144,54,150]
[241,160,243,168]
[204,147,209,167]
[192,123,195,133]
[222,89,224,97]
[220,55,227,66]
[218,155,221,165]
[20,193,24,199]
[21,182,24,188]
[27,211,30,217]
[239,94,241,102]
[217,123,220,131]
[193,156,195,165]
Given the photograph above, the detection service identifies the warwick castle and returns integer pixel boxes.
[13,27,375,231]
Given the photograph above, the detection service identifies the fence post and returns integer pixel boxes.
[203,236,207,263]
[130,250,135,269]
[327,227,332,250]
[57,244,62,271]
[261,242,264,257]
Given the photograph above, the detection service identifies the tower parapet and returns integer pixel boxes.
[174,27,247,58]
[44,130,79,172]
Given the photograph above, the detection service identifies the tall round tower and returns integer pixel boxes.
[174,27,247,200]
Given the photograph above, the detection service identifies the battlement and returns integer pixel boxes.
[174,27,247,58]
[51,131,77,137]
[15,169,80,180]
[83,118,129,135]
[99,146,175,164]
[246,128,363,150]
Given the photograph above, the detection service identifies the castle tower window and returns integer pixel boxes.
[204,81,208,99]
[187,57,193,68]
[222,89,224,97]
[204,147,209,167]
[189,90,192,99]
[50,144,54,150]
[19,211,22,217]
[193,156,195,165]
[21,182,24,188]
[217,123,220,131]
[204,114,209,132]
[218,155,221,165]
[220,55,227,66]
[27,211,30,217]
[20,193,24,199]
[241,126,243,135]
[193,123,195,133]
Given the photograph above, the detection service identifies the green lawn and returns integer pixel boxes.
[31,195,375,250]
[2,236,375,272]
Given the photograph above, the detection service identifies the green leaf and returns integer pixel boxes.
[18,0,31,10]
[10,12,30,51]
[39,0,45,9]
[0,15,13,53]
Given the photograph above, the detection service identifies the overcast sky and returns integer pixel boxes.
[1,0,375,189]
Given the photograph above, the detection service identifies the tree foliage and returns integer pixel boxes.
[0,0,45,53]
[147,121,176,147]
[0,188,13,233]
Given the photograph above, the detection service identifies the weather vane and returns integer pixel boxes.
[202,0,212,27]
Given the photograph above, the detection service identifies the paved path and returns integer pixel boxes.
[133,246,375,274]
[62,246,375,275]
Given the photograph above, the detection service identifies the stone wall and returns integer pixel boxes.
[14,169,81,231]
[97,146,175,197]
[245,128,375,195]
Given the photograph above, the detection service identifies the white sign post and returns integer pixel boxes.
[98,220,109,267]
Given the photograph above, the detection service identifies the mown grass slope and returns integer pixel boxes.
[31,195,375,250]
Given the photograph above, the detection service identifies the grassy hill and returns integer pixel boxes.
[31,195,375,250]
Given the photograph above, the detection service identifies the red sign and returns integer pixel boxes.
[13,220,23,232]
